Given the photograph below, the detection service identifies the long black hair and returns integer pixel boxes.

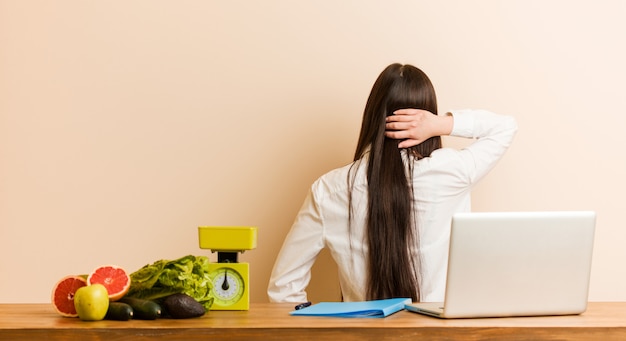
[350,63,440,301]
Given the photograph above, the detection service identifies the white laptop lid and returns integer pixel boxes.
[408,211,596,318]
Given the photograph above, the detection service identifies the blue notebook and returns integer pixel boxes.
[289,298,411,318]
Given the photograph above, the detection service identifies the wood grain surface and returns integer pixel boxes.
[1,302,626,340]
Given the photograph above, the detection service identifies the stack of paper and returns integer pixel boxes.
[289,298,411,318]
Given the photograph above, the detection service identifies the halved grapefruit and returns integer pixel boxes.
[87,265,131,301]
[51,275,88,317]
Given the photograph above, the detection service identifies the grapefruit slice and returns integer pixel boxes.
[51,275,88,317]
[87,265,131,301]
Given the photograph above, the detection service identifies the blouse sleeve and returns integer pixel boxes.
[448,109,518,185]
[267,184,326,303]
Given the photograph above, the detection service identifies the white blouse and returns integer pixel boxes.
[268,109,518,303]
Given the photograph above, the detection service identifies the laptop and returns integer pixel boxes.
[405,211,596,318]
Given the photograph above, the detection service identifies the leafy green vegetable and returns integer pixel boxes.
[126,255,213,310]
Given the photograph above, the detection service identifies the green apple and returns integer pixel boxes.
[74,283,110,321]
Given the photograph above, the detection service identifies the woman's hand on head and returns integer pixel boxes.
[385,109,453,148]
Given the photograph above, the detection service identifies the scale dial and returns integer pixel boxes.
[207,261,249,310]
[209,266,246,308]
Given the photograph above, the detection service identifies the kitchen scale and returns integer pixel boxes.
[198,226,257,310]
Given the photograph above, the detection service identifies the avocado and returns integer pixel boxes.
[162,293,206,319]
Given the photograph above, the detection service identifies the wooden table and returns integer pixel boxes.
[1,302,626,340]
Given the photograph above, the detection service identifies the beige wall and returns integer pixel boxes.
[1,1,625,303]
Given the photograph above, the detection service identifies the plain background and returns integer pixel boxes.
[2,1,625,304]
